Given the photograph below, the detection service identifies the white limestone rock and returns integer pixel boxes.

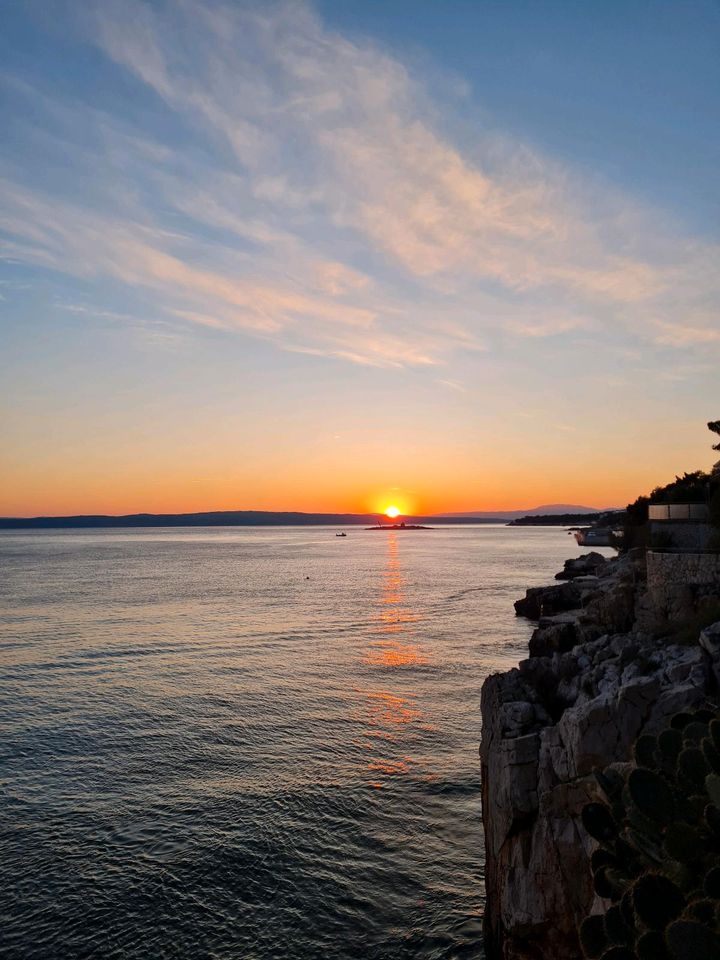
[481,561,715,959]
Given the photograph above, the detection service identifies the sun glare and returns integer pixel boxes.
[385,505,401,519]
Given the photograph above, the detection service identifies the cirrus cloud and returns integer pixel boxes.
[0,0,718,367]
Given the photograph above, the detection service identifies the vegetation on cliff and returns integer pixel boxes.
[622,422,720,551]
[622,471,711,550]
[580,707,720,960]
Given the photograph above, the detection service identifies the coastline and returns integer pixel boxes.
[480,548,720,959]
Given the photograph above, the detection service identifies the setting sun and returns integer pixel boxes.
[385,505,401,519]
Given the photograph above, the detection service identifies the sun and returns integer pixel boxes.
[385,505,401,519]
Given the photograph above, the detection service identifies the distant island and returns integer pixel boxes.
[365,523,432,530]
[508,510,624,527]
[436,503,615,520]
[0,505,615,529]
[0,510,487,529]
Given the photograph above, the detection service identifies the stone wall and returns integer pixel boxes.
[647,550,720,620]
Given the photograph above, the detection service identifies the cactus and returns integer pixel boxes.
[592,848,617,872]
[579,708,720,960]
[635,931,668,960]
[706,773,720,809]
[665,919,720,960]
[685,898,716,924]
[627,768,675,822]
[632,874,684,929]
[704,866,720,898]
[705,803,720,837]
[583,802,619,844]
[594,864,620,900]
[634,735,657,769]
[670,712,695,730]
[701,736,720,773]
[709,719,720,752]
[678,748,709,790]
[682,721,709,744]
[664,822,703,863]
[604,904,633,945]
[598,948,635,960]
[658,728,683,766]
[619,887,635,927]
[580,915,609,958]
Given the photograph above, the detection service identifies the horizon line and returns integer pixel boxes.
[0,504,621,525]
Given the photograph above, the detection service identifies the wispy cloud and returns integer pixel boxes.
[650,318,720,347]
[0,0,718,367]
[55,300,188,348]
[435,379,466,393]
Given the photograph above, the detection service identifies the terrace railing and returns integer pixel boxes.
[648,502,709,521]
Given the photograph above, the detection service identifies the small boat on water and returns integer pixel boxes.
[336,532,347,537]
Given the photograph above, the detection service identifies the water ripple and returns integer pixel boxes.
[0,525,601,958]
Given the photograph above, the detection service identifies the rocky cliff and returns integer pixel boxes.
[480,550,720,959]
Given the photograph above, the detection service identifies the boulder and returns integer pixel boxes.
[514,581,584,619]
[528,618,581,658]
[554,552,608,580]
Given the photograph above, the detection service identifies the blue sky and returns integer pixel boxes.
[1,1,719,515]
[320,1,720,230]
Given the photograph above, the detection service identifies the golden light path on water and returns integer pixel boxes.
[361,533,430,785]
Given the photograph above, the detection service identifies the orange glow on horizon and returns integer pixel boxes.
[3,436,710,518]
[366,490,417,517]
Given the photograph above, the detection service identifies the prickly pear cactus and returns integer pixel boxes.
[579,708,720,960]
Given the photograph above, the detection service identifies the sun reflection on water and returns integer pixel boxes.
[360,533,430,786]
[365,535,425,666]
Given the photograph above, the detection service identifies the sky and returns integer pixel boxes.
[1,0,719,517]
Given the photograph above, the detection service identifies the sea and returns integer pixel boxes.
[0,524,603,959]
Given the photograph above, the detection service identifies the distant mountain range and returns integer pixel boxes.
[0,504,620,528]
[438,503,618,521]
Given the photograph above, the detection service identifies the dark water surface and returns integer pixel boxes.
[1,525,590,959]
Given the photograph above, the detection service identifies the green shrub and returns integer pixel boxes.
[622,470,712,554]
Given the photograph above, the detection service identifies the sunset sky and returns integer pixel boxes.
[1,0,719,517]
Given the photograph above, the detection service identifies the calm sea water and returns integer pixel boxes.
[0,525,595,959]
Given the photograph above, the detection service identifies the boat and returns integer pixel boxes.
[336,532,347,537]
[572,527,618,547]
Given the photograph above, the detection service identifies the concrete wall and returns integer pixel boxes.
[650,521,712,551]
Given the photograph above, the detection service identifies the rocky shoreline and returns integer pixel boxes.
[480,549,720,959]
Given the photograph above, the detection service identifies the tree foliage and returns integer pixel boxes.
[709,421,720,454]
[621,472,711,550]
[616,421,720,552]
